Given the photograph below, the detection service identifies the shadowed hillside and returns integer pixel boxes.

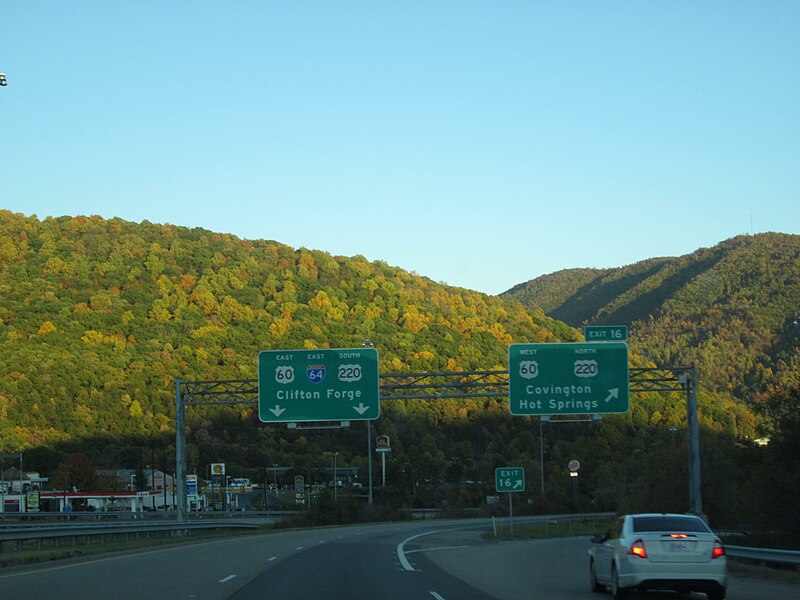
[502,233,800,403]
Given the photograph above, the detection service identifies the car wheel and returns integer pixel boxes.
[611,565,628,599]
[589,560,605,593]
[706,587,726,600]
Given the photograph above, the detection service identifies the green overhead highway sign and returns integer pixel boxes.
[508,342,629,415]
[258,348,379,423]
[584,325,628,341]
[495,467,525,493]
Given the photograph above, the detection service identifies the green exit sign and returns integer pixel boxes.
[496,467,525,493]
[584,325,628,341]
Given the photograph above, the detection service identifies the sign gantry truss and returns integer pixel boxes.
[175,365,700,521]
[179,367,691,406]
[379,369,509,400]
[178,370,512,408]
[181,379,258,405]
[629,367,695,393]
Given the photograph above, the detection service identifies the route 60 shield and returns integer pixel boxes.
[306,364,326,384]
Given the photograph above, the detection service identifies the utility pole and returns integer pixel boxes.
[175,379,187,522]
[682,366,702,515]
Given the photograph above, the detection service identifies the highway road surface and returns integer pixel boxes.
[0,519,796,599]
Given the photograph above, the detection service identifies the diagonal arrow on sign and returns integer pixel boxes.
[604,388,619,403]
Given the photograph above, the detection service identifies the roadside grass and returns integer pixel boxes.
[483,518,614,542]
[727,559,800,583]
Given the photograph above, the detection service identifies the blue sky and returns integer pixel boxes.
[2,1,798,295]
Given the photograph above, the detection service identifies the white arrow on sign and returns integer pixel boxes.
[513,480,522,489]
[604,388,619,403]
[353,403,370,415]
[269,405,286,417]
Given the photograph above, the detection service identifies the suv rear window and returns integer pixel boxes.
[632,516,710,533]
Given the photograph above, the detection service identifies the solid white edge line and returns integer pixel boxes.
[396,529,446,572]
[430,592,446,600]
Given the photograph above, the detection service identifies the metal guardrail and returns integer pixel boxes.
[713,530,800,571]
[0,520,261,553]
[726,545,800,568]
[0,510,298,527]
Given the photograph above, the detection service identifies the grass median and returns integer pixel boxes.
[483,518,614,541]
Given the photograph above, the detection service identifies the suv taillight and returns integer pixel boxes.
[628,539,647,559]
[712,539,725,559]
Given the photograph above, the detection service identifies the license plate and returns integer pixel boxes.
[669,542,688,552]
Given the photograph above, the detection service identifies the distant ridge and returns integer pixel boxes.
[502,233,800,401]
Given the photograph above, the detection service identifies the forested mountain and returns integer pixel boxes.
[0,210,576,451]
[502,233,800,410]
[2,212,795,536]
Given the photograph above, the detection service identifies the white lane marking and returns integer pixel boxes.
[296,546,304,550]
[397,529,446,572]
[268,556,277,561]
[219,575,237,583]
[430,592,446,600]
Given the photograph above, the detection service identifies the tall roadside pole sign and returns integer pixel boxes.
[376,435,391,487]
[258,348,379,423]
[508,342,629,416]
[583,325,628,342]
